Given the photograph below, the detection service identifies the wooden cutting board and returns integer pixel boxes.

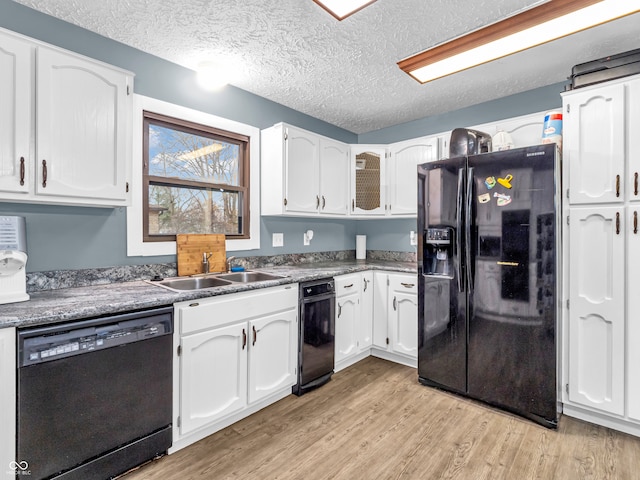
[176,234,226,276]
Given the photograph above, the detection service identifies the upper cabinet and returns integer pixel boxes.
[350,145,387,216]
[261,123,350,216]
[0,32,31,195]
[563,82,626,205]
[0,29,134,207]
[387,136,440,216]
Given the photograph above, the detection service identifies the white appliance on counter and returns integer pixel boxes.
[0,216,29,304]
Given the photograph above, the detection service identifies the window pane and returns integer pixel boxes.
[148,124,240,186]
[148,184,242,235]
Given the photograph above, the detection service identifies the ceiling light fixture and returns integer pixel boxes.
[398,0,640,84]
[313,0,377,20]
[196,60,228,91]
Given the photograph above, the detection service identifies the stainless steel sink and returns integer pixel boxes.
[155,276,233,291]
[147,270,285,292]
[216,271,284,283]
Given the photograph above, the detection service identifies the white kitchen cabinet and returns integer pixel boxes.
[0,327,16,479]
[319,137,350,215]
[372,271,389,349]
[173,285,298,450]
[248,308,298,404]
[0,29,133,206]
[0,31,31,194]
[564,81,626,205]
[351,145,387,216]
[567,207,625,415]
[180,321,247,434]
[334,273,360,367]
[371,272,418,367]
[388,274,418,358]
[261,123,349,216]
[387,136,439,216]
[561,75,640,436]
[359,271,374,350]
[628,205,640,421]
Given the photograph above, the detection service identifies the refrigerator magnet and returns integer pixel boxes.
[497,174,513,189]
[478,193,490,203]
[484,176,496,189]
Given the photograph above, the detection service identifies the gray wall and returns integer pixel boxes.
[0,2,563,272]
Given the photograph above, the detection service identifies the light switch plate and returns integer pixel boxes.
[272,233,284,247]
[410,231,417,246]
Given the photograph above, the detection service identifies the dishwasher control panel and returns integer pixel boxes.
[18,308,173,367]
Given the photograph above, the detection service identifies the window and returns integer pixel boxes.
[143,111,250,242]
[127,95,260,257]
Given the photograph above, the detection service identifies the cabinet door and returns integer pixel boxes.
[628,206,640,420]
[248,308,297,405]
[628,78,640,203]
[35,47,131,202]
[179,322,247,435]
[389,277,418,358]
[359,271,374,350]
[284,126,319,213]
[335,291,359,364]
[319,138,349,215]
[388,137,438,215]
[351,146,386,215]
[0,32,31,194]
[568,207,624,415]
[564,84,625,205]
[372,272,389,348]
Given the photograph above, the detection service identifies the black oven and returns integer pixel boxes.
[17,307,173,480]
[293,279,335,395]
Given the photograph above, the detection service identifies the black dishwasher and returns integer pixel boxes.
[17,307,173,480]
[293,279,335,395]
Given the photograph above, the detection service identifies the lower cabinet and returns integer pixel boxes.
[334,273,374,371]
[371,272,418,367]
[172,285,298,451]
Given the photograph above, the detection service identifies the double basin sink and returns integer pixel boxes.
[151,271,285,292]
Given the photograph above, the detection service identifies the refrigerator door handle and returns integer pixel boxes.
[465,166,474,292]
[456,167,464,292]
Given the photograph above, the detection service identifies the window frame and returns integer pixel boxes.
[142,110,250,242]
[127,95,261,257]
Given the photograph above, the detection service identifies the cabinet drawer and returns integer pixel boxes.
[389,274,418,294]
[177,284,298,335]
[335,274,360,297]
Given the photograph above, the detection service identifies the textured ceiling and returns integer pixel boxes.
[12,0,640,134]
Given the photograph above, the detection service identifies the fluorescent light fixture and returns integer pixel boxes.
[313,0,377,20]
[178,143,224,161]
[399,0,640,84]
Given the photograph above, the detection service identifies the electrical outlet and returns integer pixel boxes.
[410,231,417,246]
[272,233,284,247]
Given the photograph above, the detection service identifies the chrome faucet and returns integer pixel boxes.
[202,252,213,274]
[226,256,237,272]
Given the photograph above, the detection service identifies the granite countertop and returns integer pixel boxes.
[0,260,416,329]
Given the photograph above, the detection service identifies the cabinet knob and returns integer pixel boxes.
[252,325,257,346]
[616,174,620,197]
[634,211,638,235]
[635,172,638,196]
[616,211,620,235]
[242,328,247,350]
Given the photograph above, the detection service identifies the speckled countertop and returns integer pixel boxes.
[0,260,416,329]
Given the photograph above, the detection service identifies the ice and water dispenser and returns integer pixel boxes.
[423,227,454,277]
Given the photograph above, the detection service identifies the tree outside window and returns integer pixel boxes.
[142,111,250,242]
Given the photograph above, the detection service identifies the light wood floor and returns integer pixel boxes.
[124,357,640,480]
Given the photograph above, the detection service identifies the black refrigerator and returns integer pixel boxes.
[417,143,559,428]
